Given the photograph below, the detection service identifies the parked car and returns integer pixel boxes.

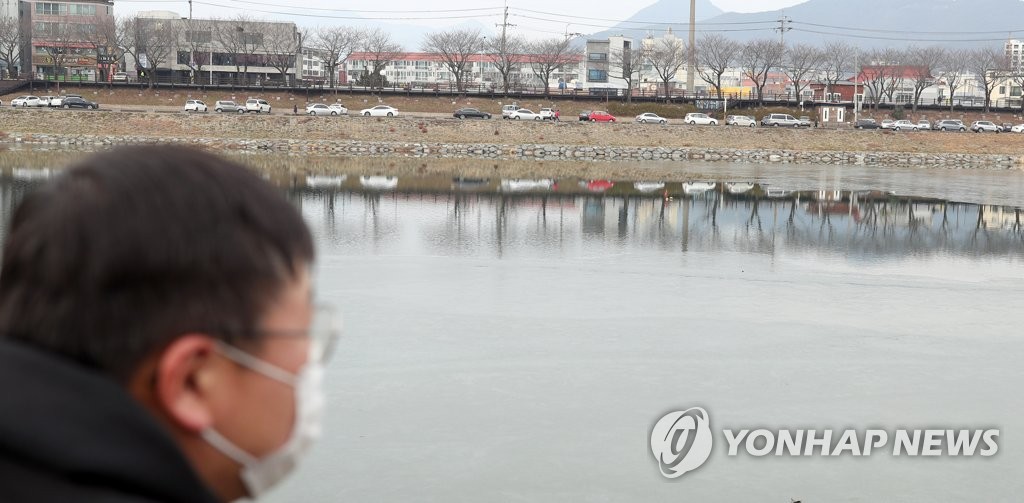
[587,110,616,122]
[578,110,592,121]
[360,105,399,117]
[892,120,918,131]
[214,100,242,113]
[760,113,801,127]
[244,98,271,114]
[854,119,880,129]
[798,116,812,127]
[917,119,931,130]
[184,99,208,112]
[1010,123,1024,133]
[508,108,541,120]
[684,112,717,125]
[453,107,491,119]
[39,96,58,107]
[999,122,1014,132]
[61,97,98,109]
[112,72,129,82]
[935,120,966,131]
[636,112,668,124]
[880,119,896,130]
[539,108,559,120]
[726,115,756,127]
[328,104,348,115]
[970,120,999,133]
[501,104,519,119]
[306,103,336,116]
[47,96,64,107]
[11,95,43,107]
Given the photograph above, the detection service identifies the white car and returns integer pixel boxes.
[726,115,756,127]
[244,98,271,114]
[880,119,896,130]
[306,103,337,116]
[635,112,668,124]
[539,108,558,120]
[112,72,129,82]
[11,96,43,107]
[892,120,917,131]
[684,112,718,125]
[360,105,398,117]
[359,176,399,190]
[1010,124,1024,133]
[328,104,348,115]
[508,108,541,120]
[47,96,64,107]
[682,182,717,195]
[970,121,999,133]
[184,100,208,112]
[39,96,58,107]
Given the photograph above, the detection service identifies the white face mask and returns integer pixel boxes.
[201,342,326,499]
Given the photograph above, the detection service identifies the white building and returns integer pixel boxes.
[343,52,583,91]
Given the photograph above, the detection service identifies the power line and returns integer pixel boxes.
[117,0,505,14]
[792,27,1015,43]
[513,7,778,27]
[188,0,502,20]
[793,21,1024,36]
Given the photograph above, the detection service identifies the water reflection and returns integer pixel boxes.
[290,180,1022,259]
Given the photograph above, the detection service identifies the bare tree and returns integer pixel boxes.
[879,48,905,104]
[821,41,854,101]
[905,45,943,111]
[215,15,263,85]
[526,37,580,97]
[485,34,526,94]
[939,48,971,112]
[309,26,361,88]
[610,46,644,103]
[695,33,740,101]
[261,23,301,85]
[422,28,482,92]
[359,28,402,88]
[648,36,687,100]
[0,16,21,78]
[181,18,214,84]
[969,46,1006,112]
[34,16,87,81]
[130,16,179,88]
[782,43,822,103]
[739,39,785,105]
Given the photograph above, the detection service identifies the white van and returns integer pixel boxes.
[501,104,519,119]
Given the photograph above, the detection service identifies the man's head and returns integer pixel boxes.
[0,145,324,501]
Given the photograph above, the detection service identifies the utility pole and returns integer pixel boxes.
[494,1,516,92]
[686,0,695,94]
[775,14,792,44]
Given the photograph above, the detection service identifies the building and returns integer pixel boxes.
[1,0,19,77]
[585,36,632,92]
[126,12,300,85]
[19,0,114,81]
[300,47,328,82]
[343,52,583,92]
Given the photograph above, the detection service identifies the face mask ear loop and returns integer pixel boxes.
[201,428,260,467]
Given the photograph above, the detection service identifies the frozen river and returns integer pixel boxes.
[1,157,1021,502]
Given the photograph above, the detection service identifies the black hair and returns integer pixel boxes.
[0,145,314,382]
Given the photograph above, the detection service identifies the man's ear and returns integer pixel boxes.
[153,335,221,433]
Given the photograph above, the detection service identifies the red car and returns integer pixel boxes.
[587,111,616,123]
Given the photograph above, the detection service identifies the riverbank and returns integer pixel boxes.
[1,109,1023,169]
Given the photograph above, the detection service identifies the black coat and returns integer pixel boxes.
[0,339,220,503]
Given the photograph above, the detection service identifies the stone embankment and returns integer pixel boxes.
[1,109,1022,169]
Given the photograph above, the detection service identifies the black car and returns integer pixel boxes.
[578,110,591,121]
[854,119,880,130]
[453,108,491,119]
[61,97,98,110]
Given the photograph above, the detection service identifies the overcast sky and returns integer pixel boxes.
[116,0,807,40]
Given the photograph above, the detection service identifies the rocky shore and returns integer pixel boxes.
[1,109,1023,170]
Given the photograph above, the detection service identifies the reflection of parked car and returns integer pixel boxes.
[684,112,718,125]
[682,182,717,195]
[500,179,555,192]
[636,112,668,124]
[726,182,755,194]
[580,180,614,193]
[854,119,880,129]
[726,115,756,127]
[61,97,98,109]
[360,105,399,117]
[587,110,616,122]
[633,181,665,193]
[214,100,242,113]
[970,120,999,133]
[453,107,491,119]
[305,175,347,188]
[760,113,800,127]
[508,108,541,120]
[359,176,399,190]
[184,100,207,112]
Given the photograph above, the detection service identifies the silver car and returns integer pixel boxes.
[760,113,801,127]
[970,121,999,133]
[306,104,338,116]
[726,115,756,127]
